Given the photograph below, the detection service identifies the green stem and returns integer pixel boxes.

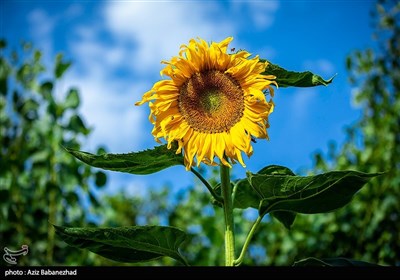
[234,215,263,266]
[191,167,223,203]
[231,181,240,204]
[220,164,235,266]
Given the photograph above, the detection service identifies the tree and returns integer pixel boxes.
[0,40,108,265]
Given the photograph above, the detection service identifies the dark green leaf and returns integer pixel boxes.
[257,165,296,176]
[246,170,382,216]
[68,115,90,135]
[232,179,260,209]
[0,190,10,203]
[94,171,107,188]
[212,179,258,209]
[96,146,107,155]
[293,257,381,267]
[88,191,101,208]
[64,191,79,205]
[0,39,6,49]
[53,224,188,265]
[65,88,80,109]
[261,61,335,87]
[214,165,296,210]
[55,54,71,79]
[233,165,297,209]
[0,57,10,96]
[39,81,53,100]
[270,211,296,230]
[64,143,185,175]
[255,165,298,228]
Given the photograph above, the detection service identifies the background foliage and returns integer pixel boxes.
[0,41,109,265]
[1,0,398,266]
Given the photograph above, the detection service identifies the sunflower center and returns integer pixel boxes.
[200,90,222,113]
[179,70,244,133]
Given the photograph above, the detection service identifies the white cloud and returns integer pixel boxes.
[303,59,336,77]
[64,70,147,153]
[102,1,235,73]
[231,0,279,29]
[249,1,279,29]
[288,88,319,123]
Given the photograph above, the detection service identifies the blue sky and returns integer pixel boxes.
[1,0,376,197]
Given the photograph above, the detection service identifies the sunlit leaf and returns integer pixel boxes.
[53,224,188,265]
[261,61,335,87]
[55,54,71,79]
[64,88,80,109]
[64,143,184,175]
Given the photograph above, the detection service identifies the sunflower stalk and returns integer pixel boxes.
[220,163,235,266]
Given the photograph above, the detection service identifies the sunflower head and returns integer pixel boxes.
[136,37,277,170]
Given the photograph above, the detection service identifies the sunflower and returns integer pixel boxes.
[136,37,277,170]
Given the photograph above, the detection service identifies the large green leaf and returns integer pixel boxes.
[53,225,188,265]
[213,165,297,229]
[232,165,296,209]
[232,179,260,209]
[261,61,335,87]
[293,257,381,266]
[247,170,382,216]
[64,144,184,175]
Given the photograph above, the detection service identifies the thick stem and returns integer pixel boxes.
[220,164,235,266]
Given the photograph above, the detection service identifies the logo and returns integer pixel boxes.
[3,245,29,265]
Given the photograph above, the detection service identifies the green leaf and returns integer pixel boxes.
[261,61,335,87]
[94,171,107,188]
[0,57,10,96]
[64,88,80,109]
[270,211,296,230]
[88,191,101,208]
[64,143,184,175]
[54,54,71,79]
[53,224,188,265]
[68,115,90,135]
[213,165,298,229]
[293,257,381,267]
[229,165,296,209]
[39,81,54,100]
[246,170,382,216]
[232,179,260,209]
[256,165,296,176]
[0,39,6,49]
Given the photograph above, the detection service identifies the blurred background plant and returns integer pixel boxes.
[1,0,398,266]
[0,40,109,265]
